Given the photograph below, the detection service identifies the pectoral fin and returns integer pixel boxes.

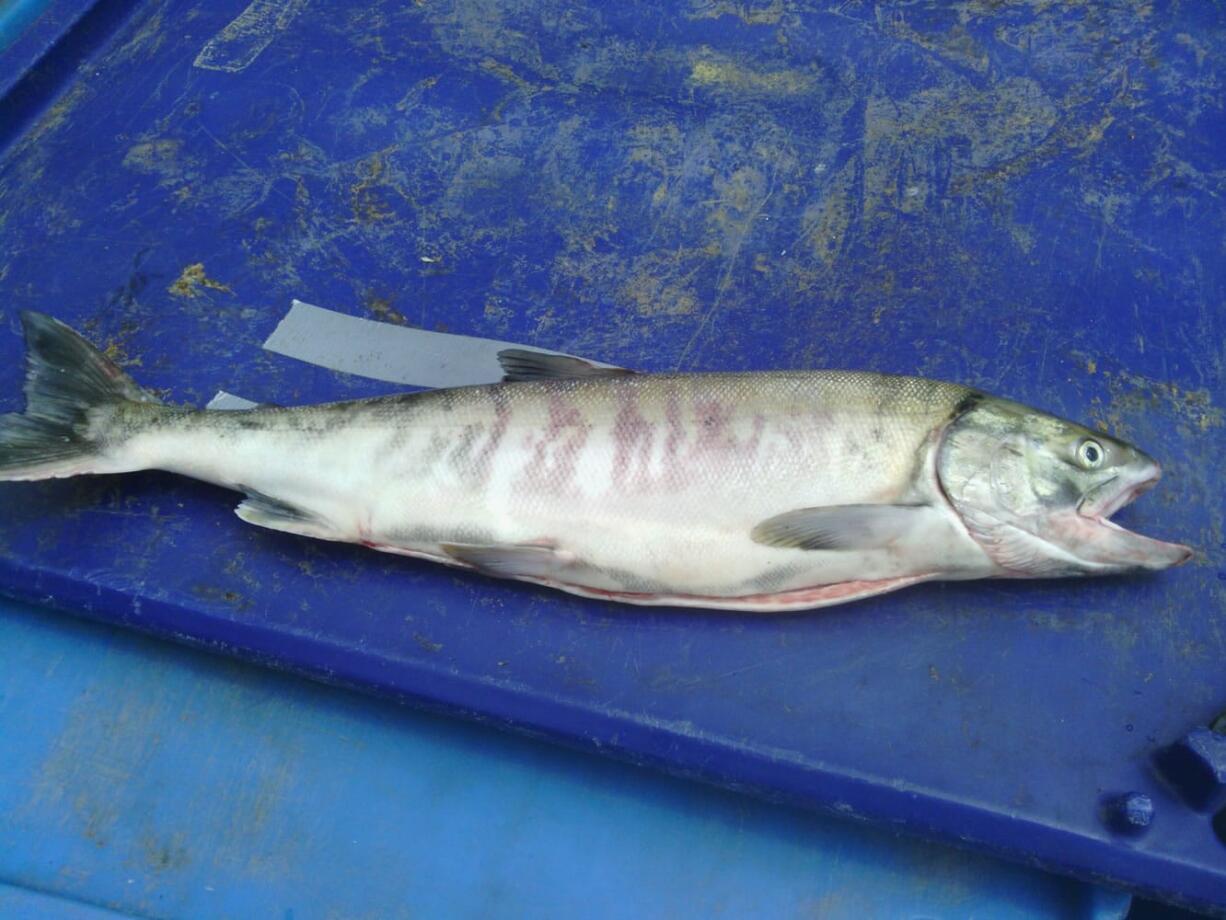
[497,349,634,382]
[441,542,574,578]
[751,504,931,551]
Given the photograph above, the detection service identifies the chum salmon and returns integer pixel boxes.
[0,312,1191,611]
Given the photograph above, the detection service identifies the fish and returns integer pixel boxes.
[0,312,1192,611]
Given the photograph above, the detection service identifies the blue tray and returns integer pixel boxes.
[1,0,1223,911]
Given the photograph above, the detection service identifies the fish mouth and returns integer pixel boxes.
[1079,470,1153,519]
[1069,464,1193,571]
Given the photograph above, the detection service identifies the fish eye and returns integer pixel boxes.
[1077,439,1104,469]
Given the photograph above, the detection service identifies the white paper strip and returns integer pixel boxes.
[262,299,605,388]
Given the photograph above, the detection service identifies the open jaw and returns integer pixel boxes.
[1069,466,1193,572]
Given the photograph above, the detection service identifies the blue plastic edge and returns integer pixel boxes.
[0,0,147,150]
[0,559,1210,915]
[0,0,99,97]
[0,880,136,919]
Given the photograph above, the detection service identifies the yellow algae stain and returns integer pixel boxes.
[168,263,234,298]
[122,139,183,173]
[349,150,397,223]
[103,342,141,368]
[1076,113,1116,159]
[479,57,538,92]
[686,0,785,26]
[1086,369,1221,437]
[688,50,813,96]
[620,256,700,317]
[365,293,406,325]
[801,159,856,268]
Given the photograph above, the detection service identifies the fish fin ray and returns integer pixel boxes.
[0,312,165,480]
[441,542,571,578]
[496,349,633,383]
[235,487,334,539]
[547,573,937,611]
[751,504,931,551]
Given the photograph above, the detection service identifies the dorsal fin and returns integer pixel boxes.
[497,349,634,383]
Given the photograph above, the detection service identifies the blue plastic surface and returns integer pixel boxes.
[0,0,1223,911]
[0,1,53,53]
[0,597,1133,920]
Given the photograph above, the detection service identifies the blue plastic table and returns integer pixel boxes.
[0,594,1135,919]
[1,0,1223,913]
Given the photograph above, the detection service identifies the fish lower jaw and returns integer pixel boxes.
[1070,469,1191,569]
[1073,511,1193,571]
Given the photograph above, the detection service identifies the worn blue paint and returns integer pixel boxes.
[0,596,1136,919]
[0,0,1223,911]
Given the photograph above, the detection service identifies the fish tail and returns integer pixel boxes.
[0,311,165,480]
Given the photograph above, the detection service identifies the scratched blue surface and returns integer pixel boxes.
[0,0,1223,912]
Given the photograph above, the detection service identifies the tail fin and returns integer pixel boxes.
[0,311,163,480]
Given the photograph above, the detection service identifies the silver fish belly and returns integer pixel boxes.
[0,314,1191,611]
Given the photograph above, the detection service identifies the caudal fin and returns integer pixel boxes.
[0,311,163,480]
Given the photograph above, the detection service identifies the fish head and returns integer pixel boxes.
[936,395,1192,576]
